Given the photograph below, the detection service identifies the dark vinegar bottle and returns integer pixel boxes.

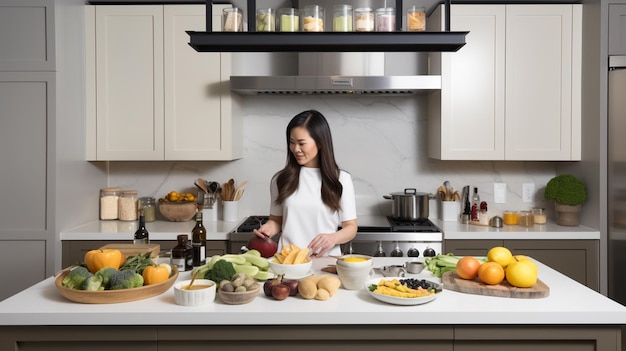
[133,209,150,244]
[171,234,193,271]
[191,206,206,266]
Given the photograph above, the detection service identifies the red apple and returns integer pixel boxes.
[271,284,290,301]
[283,279,299,296]
[247,236,278,258]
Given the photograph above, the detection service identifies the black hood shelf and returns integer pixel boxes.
[189,0,466,53]
[188,31,467,52]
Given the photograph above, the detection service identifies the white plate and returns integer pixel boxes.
[365,277,440,306]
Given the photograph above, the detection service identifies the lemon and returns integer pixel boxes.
[506,259,538,288]
[487,246,514,268]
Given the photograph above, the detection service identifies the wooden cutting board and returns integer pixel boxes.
[442,271,550,299]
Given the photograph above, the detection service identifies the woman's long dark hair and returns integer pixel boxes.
[274,110,343,212]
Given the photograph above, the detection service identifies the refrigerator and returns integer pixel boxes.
[608,55,626,304]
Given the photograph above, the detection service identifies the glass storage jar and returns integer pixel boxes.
[118,190,138,221]
[518,210,535,227]
[406,6,426,32]
[256,8,275,32]
[333,4,353,32]
[138,197,156,222]
[223,7,243,32]
[100,187,121,220]
[532,207,547,224]
[278,8,299,32]
[375,7,395,32]
[354,7,374,32]
[503,210,519,225]
[302,5,324,32]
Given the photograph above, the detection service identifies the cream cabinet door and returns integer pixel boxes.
[504,5,581,160]
[428,5,505,160]
[94,5,164,160]
[164,5,241,160]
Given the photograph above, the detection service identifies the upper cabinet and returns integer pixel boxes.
[609,4,626,55]
[86,5,242,161]
[428,4,582,161]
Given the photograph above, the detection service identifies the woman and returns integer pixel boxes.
[253,110,357,257]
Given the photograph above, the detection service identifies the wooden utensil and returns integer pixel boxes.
[441,271,549,298]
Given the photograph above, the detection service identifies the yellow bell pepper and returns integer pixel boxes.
[84,249,123,273]
[142,264,171,285]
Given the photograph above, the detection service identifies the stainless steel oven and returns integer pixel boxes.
[229,215,442,259]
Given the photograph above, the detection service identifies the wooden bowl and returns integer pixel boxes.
[217,285,260,305]
[158,202,196,222]
[55,265,179,304]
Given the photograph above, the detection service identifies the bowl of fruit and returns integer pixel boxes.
[158,191,197,222]
[217,273,260,305]
[268,244,313,280]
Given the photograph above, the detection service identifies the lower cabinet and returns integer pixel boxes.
[0,325,620,350]
[62,240,228,267]
[444,239,599,291]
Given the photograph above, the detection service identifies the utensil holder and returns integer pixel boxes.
[222,201,239,222]
[440,201,461,221]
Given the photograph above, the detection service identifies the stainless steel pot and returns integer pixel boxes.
[383,188,430,220]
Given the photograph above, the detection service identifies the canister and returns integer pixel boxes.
[375,7,395,32]
[503,210,519,225]
[518,210,535,227]
[118,190,138,221]
[256,8,276,32]
[278,8,300,32]
[138,197,156,222]
[406,6,426,32]
[333,4,353,32]
[354,7,374,32]
[532,207,547,224]
[302,5,324,32]
[223,7,243,32]
[99,187,121,220]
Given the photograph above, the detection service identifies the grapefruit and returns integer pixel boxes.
[456,256,482,280]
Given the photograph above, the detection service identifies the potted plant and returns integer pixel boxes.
[543,174,587,226]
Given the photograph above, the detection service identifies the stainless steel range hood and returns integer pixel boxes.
[230,52,441,95]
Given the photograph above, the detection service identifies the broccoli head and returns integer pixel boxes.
[205,259,236,285]
[95,267,118,289]
[61,266,94,290]
[109,269,144,290]
[81,275,104,291]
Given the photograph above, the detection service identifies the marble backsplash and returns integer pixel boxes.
[107,95,556,221]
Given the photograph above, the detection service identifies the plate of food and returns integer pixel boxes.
[365,277,442,306]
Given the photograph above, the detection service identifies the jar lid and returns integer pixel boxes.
[101,187,121,192]
[121,190,138,195]
[355,7,373,11]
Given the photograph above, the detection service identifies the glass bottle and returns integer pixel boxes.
[192,206,207,266]
[406,6,426,32]
[256,8,276,32]
[278,8,299,32]
[375,7,395,32]
[222,7,243,32]
[302,5,324,32]
[133,209,150,244]
[354,7,374,32]
[99,187,120,220]
[171,234,193,271]
[471,187,480,221]
[373,241,386,257]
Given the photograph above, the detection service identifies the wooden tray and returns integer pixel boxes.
[99,243,160,259]
[442,271,549,299]
[55,265,178,304]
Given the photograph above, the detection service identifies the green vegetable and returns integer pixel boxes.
[368,284,378,292]
[95,267,118,289]
[203,259,237,286]
[424,253,487,277]
[81,275,104,291]
[61,266,94,290]
[118,253,155,274]
[108,269,144,290]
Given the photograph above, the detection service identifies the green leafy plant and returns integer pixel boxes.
[544,174,587,206]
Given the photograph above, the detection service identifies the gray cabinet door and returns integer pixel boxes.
[609,4,626,55]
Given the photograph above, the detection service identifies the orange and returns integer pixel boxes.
[478,261,505,285]
[456,256,482,280]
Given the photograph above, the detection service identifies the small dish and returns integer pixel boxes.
[218,285,260,305]
[364,277,440,306]
[174,279,216,306]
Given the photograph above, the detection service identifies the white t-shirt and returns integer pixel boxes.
[269,167,357,257]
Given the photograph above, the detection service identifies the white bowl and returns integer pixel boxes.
[336,254,373,268]
[336,263,373,290]
[268,259,313,279]
[174,279,216,306]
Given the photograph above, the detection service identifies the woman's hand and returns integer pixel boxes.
[308,234,338,257]
[253,215,282,239]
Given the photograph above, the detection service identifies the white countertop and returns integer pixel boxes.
[60,217,601,242]
[1,257,624,326]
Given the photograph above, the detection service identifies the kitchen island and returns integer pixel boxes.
[0,257,624,351]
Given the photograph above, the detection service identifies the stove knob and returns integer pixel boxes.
[423,247,436,257]
[407,247,420,257]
